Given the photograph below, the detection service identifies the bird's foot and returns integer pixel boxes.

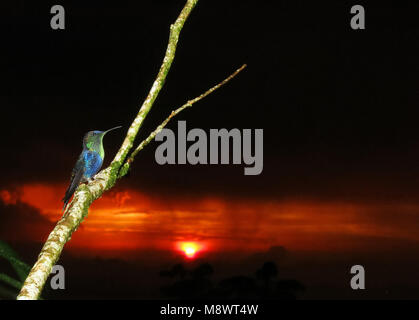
[86,176,106,185]
[93,175,106,182]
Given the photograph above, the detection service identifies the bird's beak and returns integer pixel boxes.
[103,126,122,135]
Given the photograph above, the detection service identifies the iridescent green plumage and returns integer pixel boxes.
[62,126,121,213]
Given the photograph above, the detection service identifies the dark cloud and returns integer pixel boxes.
[0,199,54,243]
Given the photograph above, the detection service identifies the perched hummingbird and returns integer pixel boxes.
[62,126,122,212]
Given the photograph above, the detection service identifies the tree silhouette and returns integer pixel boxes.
[218,276,257,298]
[275,279,305,299]
[159,263,187,279]
[256,261,278,295]
[160,260,305,300]
[191,263,214,279]
[160,263,214,299]
[256,261,278,282]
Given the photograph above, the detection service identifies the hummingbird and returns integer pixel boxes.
[62,126,122,213]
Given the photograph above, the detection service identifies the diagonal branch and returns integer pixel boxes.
[112,0,199,169]
[118,64,247,178]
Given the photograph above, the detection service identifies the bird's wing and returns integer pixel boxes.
[62,155,85,211]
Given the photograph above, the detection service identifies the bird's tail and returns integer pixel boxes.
[62,169,84,216]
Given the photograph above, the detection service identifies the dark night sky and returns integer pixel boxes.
[2,1,419,202]
[2,0,419,299]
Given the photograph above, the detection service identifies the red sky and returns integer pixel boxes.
[1,183,419,257]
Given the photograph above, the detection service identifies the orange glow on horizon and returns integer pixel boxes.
[2,182,419,256]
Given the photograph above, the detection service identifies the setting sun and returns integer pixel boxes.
[178,242,201,259]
